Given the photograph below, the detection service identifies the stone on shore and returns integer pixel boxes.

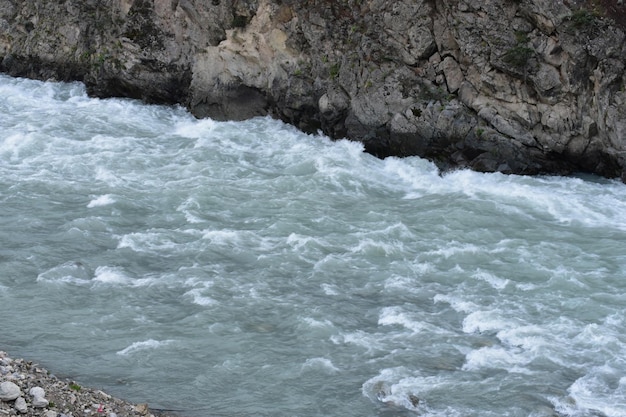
[0,381,21,401]
[29,386,49,408]
[14,396,27,413]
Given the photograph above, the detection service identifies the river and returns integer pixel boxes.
[1,74,625,417]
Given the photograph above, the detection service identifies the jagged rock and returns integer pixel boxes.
[0,0,625,180]
[0,381,21,401]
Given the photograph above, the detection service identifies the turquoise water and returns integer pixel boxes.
[1,74,626,417]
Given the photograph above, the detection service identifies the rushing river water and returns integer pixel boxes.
[1,74,626,417]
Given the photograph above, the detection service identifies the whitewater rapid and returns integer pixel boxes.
[1,74,626,417]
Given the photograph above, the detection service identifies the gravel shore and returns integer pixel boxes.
[0,351,176,417]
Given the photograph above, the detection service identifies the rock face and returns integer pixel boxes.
[1,0,625,179]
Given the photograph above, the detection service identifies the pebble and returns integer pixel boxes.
[0,381,21,401]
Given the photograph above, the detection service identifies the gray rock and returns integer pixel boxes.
[14,396,27,413]
[32,396,49,408]
[0,381,21,401]
[28,386,45,398]
[441,56,464,94]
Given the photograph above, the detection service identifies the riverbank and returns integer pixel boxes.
[0,351,176,417]
[1,0,625,180]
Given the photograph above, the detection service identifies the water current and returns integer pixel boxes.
[1,74,626,417]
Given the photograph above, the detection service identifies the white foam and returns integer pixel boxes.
[462,310,516,334]
[87,194,115,208]
[116,339,173,356]
[462,345,529,371]
[36,261,91,285]
[471,270,509,290]
[330,331,384,353]
[433,294,478,314]
[174,117,218,139]
[117,231,185,253]
[301,357,339,373]
[381,156,442,198]
[378,306,438,334]
[558,368,626,417]
[286,233,319,250]
[0,133,35,160]
[349,238,403,256]
[321,283,340,296]
[184,288,217,306]
[201,229,242,244]
[496,325,548,352]
[362,368,456,414]
[301,317,334,328]
[421,242,481,259]
[93,266,131,285]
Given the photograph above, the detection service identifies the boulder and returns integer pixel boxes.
[0,381,21,401]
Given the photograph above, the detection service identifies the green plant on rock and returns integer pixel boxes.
[69,383,81,391]
[514,31,530,44]
[570,8,598,28]
[502,44,534,68]
[329,63,340,79]
[502,29,534,69]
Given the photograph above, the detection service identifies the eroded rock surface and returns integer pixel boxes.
[1,0,625,179]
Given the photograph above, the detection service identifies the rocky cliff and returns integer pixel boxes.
[1,0,625,180]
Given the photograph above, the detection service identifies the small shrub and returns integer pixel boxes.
[329,63,340,79]
[502,45,534,68]
[514,31,530,44]
[570,9,597,27]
